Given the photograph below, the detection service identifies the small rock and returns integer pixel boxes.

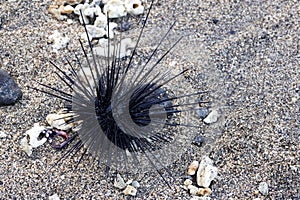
[198,107,209,119]
[49,193,60,200]
[187,161,199,175]
[196,156,218,187]
[203,109,220,124]
[192,135,204,147]
[132,180,140,188]
[0,69,22,106]
[114,174,126,189]
[123,185,137,196]
[258,182,269,196]
[81,25,106,41]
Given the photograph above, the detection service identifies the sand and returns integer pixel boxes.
[0,0,299,199]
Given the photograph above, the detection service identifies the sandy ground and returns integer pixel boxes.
[0,0,299,199]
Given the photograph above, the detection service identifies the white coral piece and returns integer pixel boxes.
[125,0,144,15]
[103,0,127,18]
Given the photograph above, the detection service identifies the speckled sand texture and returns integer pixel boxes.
[0,0,299,199]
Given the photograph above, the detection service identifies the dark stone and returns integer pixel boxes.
[192,135,204,147]
[198,107,209,119]
[212,18,219,25]
[0,69,22,106]
[229,30,236,35]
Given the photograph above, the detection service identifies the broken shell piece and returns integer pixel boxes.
[46,112,74,130]
[26,123,47,148]
[123,185,137,196]
[196,156,218,187]
[103,0,127,18]
[125,0,144,15]
[21,123,47,156]
[203,109,220,124]
[197,188,212,196]
[187,160,199,175]
[114,174,127,189]
[188,185,199,196]
[59,5,74,14]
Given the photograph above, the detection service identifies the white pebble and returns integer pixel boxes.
[123,185,137,196]
[114,174,127,189]
[132,180,140,188]
[258,182,269,195]
[203,109,220,124]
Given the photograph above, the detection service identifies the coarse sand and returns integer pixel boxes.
[0,0,299,199]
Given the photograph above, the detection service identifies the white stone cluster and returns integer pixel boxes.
[49,0,145,41]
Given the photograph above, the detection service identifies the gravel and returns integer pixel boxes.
[0,0,299,199]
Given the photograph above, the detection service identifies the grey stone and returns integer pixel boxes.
[0,69,22,106]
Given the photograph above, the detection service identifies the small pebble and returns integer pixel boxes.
[192,135,204,147]
[132,180,140,188]
[203,110,220,124]
[198,107,209,119]
[113,174,126,189]
[123,185,137,196]
[258,182,269,195]
[187,160,199,175]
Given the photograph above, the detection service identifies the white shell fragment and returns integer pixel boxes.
[20,123,46,156]
[48,30,70,52]
[125,0,144,15]
[114,174,127,189]
[123,185,137,196]
[188,160,199,175]
[46,111,74,130]
[203,109,220,124]
[196,156,218,188]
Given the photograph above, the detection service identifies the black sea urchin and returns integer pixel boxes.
[33,0,209,186]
